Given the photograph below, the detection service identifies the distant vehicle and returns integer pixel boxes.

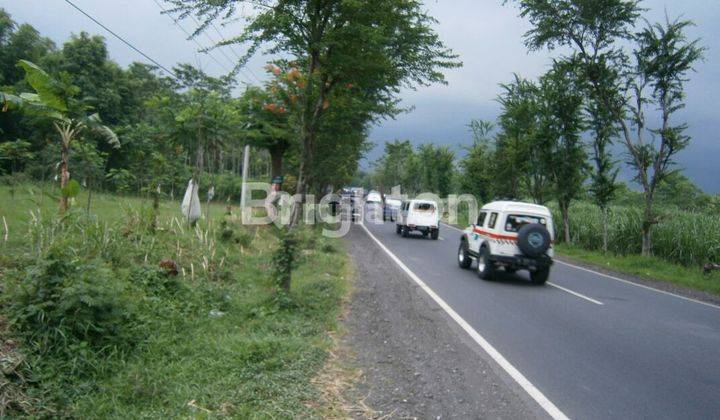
[339,188,353,199]
[457,201,554,284]
[366,191,383,204]
[396,199,440,240]
[383,197,402,221]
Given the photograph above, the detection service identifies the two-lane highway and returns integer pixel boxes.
[359,217,720,419]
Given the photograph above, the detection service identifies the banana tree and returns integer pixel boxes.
[0,60,119,213]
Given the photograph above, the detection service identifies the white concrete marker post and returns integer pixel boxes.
[240,144,250,223]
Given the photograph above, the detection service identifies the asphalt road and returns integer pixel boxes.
[359,216,720,419]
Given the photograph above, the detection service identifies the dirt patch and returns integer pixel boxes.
[0,316,44,417]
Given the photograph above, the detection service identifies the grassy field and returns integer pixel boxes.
[0,184,350,418]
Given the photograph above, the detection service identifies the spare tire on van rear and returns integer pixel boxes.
[517,223,551,258]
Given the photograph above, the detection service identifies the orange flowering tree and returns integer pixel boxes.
[169,0,461,228]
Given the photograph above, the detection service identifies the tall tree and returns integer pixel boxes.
[1,60,119,213]
[494,75,544,201]
[241,64,298,187]
[587,89,619,252]
[459,120,494,203]
[0,11,55,85]
[169,0,461,225]
[538,61,587,243]
[417,143,455,197]
[375,140,416,194]
[512,0,705,255]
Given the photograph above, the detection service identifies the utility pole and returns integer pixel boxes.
[240,144,250,222]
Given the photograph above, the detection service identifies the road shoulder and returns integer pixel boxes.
[340,225,542,419]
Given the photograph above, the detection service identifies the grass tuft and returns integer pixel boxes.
[0,184,350,417]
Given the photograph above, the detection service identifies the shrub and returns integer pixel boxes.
[271,230,298,292]
[218,220,253,247]
[7,247,139,361]
[129,266,183,298]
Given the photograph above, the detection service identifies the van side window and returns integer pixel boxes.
[476,212,487,227]
[488,212,498,229]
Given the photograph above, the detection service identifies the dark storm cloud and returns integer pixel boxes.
[4,1,719,191]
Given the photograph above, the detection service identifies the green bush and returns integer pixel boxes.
[129,266,183,298]
[218,220,253,247]
[271,230,298,292]
[7,247,139,361]
[553,202,720,267]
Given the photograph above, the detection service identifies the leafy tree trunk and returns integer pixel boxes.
[601,206,609,253]
[86,186,93,215]
[559,199,571,244]
[641,192,655,257]
[269,144,284,182]
[151,184,160,231]
[291,54,327,227]
[55,122,75,215]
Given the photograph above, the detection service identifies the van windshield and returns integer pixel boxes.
[505,214,546,232]
[413,203,435,212]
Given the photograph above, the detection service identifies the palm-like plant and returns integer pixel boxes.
[1,60,119,213]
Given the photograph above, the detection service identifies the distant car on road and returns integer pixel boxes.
[366,191,383,204]
[383,197,402,221]
[396,199,440,239]
[457,201,554,284]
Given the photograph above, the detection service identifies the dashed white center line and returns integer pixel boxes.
[548,282,604,305]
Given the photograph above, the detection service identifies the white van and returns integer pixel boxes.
[457,201,554,284]
[396,199,440,240]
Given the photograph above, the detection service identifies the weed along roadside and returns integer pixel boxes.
[0,185,350,417]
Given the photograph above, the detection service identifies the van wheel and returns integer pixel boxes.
[531,267,550,285]
[431,228,439,240]
[477,247,495,280]
[458,242,472,269]
[396,224,401,234]
[401,227,409,237]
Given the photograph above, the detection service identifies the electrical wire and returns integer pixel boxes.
[209,21,263,84]
[187,14,258,84]
[151,0,236,76]
[63,0,179,80]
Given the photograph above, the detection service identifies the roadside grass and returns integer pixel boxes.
[0,184,350,417]
[555,243,720,296]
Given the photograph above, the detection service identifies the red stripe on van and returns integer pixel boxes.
[473,228,517,242]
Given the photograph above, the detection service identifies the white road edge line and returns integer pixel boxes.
[555,260,720,311]
[441,222,720,311]
[361,223,570,420]
[547,282,603,306]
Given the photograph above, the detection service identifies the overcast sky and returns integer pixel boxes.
[4,0,719,192]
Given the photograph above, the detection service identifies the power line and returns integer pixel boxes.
[208,21,263,84]
[187,14,258,85]
[151,0,236,77]
[62,0,179,80]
